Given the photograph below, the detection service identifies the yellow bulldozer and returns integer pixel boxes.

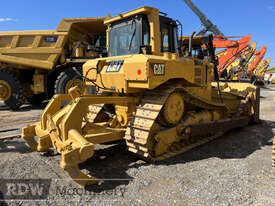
[0,17,107,109]
[22,6,260,186]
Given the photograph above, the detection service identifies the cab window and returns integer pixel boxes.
[160,16,177,53]
[161,27,169,52]
[142,18,150,46]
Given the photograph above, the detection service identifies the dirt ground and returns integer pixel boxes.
[0,85,275,206]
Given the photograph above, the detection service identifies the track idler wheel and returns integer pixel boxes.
[159,92,184,126]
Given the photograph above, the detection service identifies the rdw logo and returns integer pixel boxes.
[0,179,51,200]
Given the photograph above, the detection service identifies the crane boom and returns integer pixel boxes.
[183,0,224,36]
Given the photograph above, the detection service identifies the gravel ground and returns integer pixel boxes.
[0,102,44,138]
[0,85,275,206]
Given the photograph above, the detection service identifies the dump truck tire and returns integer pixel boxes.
[0,69,25,110]
[54,67,83,94]
[27,93,45,105]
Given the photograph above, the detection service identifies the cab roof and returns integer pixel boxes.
[104,6,158,25]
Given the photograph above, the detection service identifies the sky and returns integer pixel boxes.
[0,0,274,67]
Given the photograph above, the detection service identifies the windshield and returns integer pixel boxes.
[108,19,141,57]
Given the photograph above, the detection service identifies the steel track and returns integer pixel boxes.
[125,83,252,162]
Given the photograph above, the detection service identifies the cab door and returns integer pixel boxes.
[159,16,178,53]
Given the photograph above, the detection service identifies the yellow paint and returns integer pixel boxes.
[0,80,11,101]
[0,17,107,101]
[22,6,259,186]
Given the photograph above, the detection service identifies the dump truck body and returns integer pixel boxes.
[0,17,107,109]
[22,6,259,186]
[0,30,66,70]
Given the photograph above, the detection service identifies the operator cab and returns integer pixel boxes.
[180,35,217,66]
[108,14,178,56]
[106,7,216,67]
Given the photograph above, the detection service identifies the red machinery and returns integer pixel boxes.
[213,35,252,75]
[248,46,267,77]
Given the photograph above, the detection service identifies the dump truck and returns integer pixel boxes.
[22,6,260,186]
[0,17,107,109]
